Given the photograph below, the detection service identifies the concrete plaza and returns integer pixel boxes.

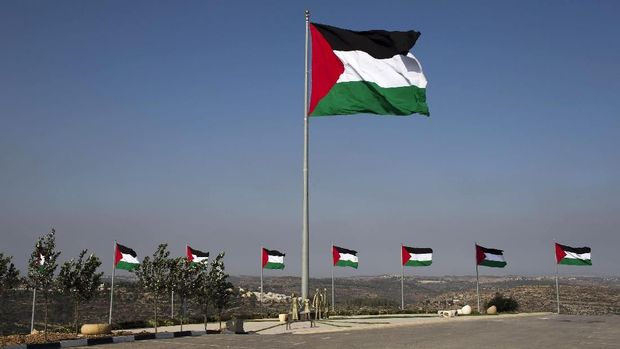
[75,313,619,348]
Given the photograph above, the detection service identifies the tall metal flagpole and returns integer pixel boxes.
[108,240,116,325]
[301,9,311,303]
[475,242,480,313]
[260,247,264,308]
[331,243,335,312]
[30,289,36,332]
[476,264,480,313]
[554,241,560,314]
[401,244,405,310]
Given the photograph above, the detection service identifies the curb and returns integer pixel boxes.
[4,330,211,349]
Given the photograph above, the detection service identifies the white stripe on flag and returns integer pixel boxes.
[339,253,358,263]
[334,51,428,89]
[484,252,505,262]
[267,255,284,264]
[192,254,208,263]
[120,252,139,264]
[409,253,432,262]
[564,251,591,261]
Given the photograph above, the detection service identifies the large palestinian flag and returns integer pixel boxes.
[476,244,507,268]
[332,245,358,268]
[402,246,433,267]
[555,243,592,266]
[187,245,209,264]
[114,243,139,271]
[309,23,429,117]
[262,248,285,270]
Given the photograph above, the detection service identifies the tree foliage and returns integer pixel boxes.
[191,260,211,331]
[170,257,201,331]
[133,243,173,333]
[0,253,20,296]
[27,229,61,340]
[208,252,233,330]
[57,250,103,334]
[0,253,20,339]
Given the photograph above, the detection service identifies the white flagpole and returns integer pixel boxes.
[475,242,480,313]
[401,244,405,311]
[331,243,335,312]
[108,240,116,325]
[301,8,311,303]
[554,241,560,314]
[30,289,36,333]
[260,247,264,309]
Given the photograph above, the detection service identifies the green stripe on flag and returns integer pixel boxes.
[335,260,358,269]
[264,262,285,270]
[479,260,507,268]
[311,81,429,116]
[405,260,432,267]
[559,258,591,266]
[116,261,138,271]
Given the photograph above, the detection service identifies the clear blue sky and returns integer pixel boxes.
[1,0,619,277]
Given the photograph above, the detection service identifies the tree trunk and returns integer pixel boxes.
[44,291,48,341]
[180,297,184,332]
[74,301,79,335]
[218,311,221,331]
[154,295,158,334]
[204,303,209,334]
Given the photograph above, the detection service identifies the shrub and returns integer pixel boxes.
[485,293,519,312]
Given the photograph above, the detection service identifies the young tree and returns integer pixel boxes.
[170,257,200,331]
[27,229,61,341]
[57,250,103,334]
[191,261,211,332]
[0,253,20,341]
[208,252,233,331]
[133,244,173,333]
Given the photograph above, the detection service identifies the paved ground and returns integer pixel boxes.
[76,314,620,348]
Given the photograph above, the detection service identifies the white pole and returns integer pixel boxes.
[301,9,311,303]
[475,243,480,313]
[401,244,405,311]
[331,243,335,312]
[476,264,480,313]
[108,240,116,325]
[171,291,174,319]
[30,288,36,333]
[331,265,335,312]
[260,247,265,310]
[554,241,560,314]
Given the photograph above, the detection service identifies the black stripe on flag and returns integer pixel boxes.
[557,243,591,255]
[334,246,357,255]
[404,246,433,254]
[117,243,137,257]
[189,247,209,258]
[479,245,504,255]
[264,249,285,257]
[312,23,420,60]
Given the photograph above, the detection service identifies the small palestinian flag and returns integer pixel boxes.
[309,23,429,116]
[555,243,592,266]
[332,245,358,269]
[114,243,139,271]
[187,245,209,264]
[476,244,507,268]
[262,248,285,270]
[402,246,433,267]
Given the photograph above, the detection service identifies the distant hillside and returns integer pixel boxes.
[2,275,618,335]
